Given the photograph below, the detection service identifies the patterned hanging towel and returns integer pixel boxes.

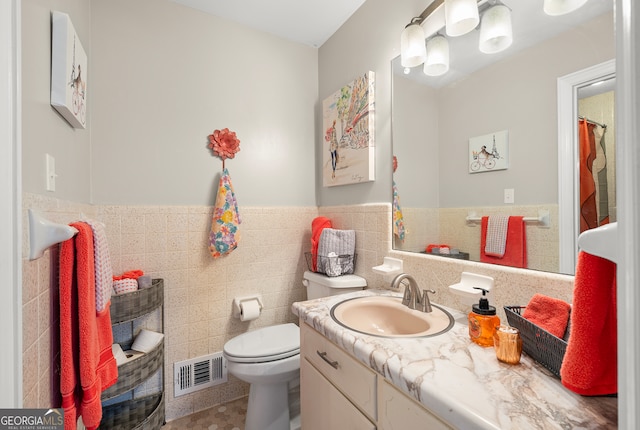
[393,180,406,242]
[209,168,241,258]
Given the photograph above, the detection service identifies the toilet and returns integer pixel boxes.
[223,270,366,430]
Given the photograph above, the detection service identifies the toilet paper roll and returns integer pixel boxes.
[112,343,128,366]
[240,299,261,322]
[131,329,164,353]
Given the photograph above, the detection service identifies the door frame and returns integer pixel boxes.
[557,59,615,275]
[0,0,22,408]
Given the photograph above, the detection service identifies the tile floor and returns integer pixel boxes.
[161,386,300,430]
[161,396,248,430]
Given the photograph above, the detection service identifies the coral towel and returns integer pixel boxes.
[310,217,332,272]
[560,251,617,396]
[59,222,118,430]
[522,294,571,339]
[209,168,241,258]
[480,216,527,268]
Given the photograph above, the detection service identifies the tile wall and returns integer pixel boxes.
[22,195,573,423]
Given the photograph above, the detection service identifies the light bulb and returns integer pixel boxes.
[445,0,480,37]
[401,22,427,68]
[543,0,589,16]
[479,4,513,54]
[424,35,449,76]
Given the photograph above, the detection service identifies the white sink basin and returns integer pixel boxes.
[330,296,454,338]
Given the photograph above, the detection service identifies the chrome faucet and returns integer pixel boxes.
[390,273,435,313]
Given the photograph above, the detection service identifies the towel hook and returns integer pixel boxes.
[207,127,240,170]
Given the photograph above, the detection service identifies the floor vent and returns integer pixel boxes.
[174,352,227,397]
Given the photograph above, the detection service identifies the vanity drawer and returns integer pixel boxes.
[300,322,377,420]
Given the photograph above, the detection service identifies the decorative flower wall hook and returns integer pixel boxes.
[208,128,240,168]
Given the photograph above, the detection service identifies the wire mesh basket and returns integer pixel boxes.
[305,252,357,277]
[504,306,568,378]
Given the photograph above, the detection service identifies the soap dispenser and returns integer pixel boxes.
[468,287,500,347]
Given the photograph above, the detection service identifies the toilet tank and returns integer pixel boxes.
[303,270,367,300]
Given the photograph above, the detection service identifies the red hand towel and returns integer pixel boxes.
[560,251,617,396]
[60,222,118,430]
[522,294,571,339]
[480,216,527,268]
[310,217,332,271]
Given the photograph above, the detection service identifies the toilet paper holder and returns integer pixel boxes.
[232,295,264,319]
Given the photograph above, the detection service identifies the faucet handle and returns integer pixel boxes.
[421,289,436,313]
[402,284,412,307]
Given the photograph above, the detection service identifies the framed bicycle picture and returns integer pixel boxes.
[468,130,509,173]
[51,11,87,129]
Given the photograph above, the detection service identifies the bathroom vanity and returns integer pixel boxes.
[292,289,617,430]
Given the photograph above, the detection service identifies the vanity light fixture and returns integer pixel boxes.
[400,18,427,68]
[543,0,589,16]
[478,1,512,54]
[401,0,588,76]
[424,35,450,76]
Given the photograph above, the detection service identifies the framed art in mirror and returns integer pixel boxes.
[469,130,509,173]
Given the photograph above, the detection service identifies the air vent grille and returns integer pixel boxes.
[174,352,227,397]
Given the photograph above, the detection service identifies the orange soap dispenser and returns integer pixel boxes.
[468,287,500,347]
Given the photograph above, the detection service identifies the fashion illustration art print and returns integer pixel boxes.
[322,71,375,187]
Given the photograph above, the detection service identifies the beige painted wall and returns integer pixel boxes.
[90,0,319,206]
[437,12,614,208]
[22,0,318,207]
[22,0,92,201]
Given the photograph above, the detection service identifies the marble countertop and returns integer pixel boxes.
[292,289,617,430]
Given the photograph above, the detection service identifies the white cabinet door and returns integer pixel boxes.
[301,358,376,430]
[300,322,377,419]
[378,379,453,430]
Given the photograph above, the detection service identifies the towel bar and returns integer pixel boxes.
[465,209,550,228]
[28,209,78,260]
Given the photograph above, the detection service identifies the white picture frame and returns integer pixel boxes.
[51,11,87,129]
[322,71,375,187]
[468,130,509,173]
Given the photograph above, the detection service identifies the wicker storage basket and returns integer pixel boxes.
[504,306,568,377]
[304,252,357,276]
[110,279,164,324]
[101,339,164,400]
[101,392,165,430]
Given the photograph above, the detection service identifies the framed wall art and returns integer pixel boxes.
[322,71,375,187]
[469,130,509,173]
[51,11,87,129]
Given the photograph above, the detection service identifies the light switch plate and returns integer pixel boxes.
[504,188,514,204]
[46,154,56,191]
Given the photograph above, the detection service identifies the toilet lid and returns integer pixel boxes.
[224,323,300,363]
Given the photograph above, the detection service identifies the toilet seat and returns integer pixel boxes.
[223,323,300,363]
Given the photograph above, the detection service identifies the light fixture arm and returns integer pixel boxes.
[416,0,445,24]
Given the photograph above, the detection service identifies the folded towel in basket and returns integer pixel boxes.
[522,294,571,339]
[310,217,332,272]
[317,228,355,276]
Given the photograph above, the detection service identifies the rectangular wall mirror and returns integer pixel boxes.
[391,1,614,275]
